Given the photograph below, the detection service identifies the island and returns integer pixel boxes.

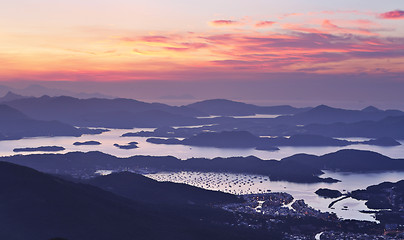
[315,188,343,199]
[113,142,139,150]
[73,141,101,146]
[2,149,404,184]
[362,137,401,146]
[351,180,404,225]
[13,146,65,153]
[145,131,400,149]
[146,131,279,150]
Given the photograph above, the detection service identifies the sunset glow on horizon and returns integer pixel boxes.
[1,0,403,82]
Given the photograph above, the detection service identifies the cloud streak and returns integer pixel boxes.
[209,20,242,27]
[1,9,404,82]
[255,21,276,28]
[379,10,404,19]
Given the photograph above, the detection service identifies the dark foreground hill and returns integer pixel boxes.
[86,171,242,205]
[0,161,272,240]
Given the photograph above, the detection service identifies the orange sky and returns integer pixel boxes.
[1,1,403,82]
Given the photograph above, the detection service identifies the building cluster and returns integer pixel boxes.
[318,231,403,240]
[219,193,337,221]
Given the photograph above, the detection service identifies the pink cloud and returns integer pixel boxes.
[279,12,304,19]
[140,35,170,42]
[164,47,190,52]
[322,19,339,29]
[379,10,404,19]
[113,24,404,75]
[319,19,378,36]
[120,35,172,43]
[209,20,241,27]
[255,21,276,28]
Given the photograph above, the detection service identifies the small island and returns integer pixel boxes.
[315,188,343,199]
[13,146,66,153]
[73,141,102,146]
[362,137,401,146]
[146,131,279,150]
[114,142,139,150]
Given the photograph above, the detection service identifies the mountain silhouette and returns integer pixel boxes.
[0,161,271,240]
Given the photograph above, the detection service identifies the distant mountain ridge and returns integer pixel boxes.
[0,84,113,99]
[0,91,27,102]
[186,99,310,116]
[0,103,110,140]
[0,104,94,140]
[274,104,404,125]
[3,95,205,128]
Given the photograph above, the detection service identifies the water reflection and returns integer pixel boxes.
[146,171,404,222]
[1,127,403,222]
[0,128,403,159]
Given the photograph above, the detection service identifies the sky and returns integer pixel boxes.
[0,0,403,106]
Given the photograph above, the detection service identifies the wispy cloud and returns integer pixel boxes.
[255,21,276,28]
[2,9,404,82]
[379,10,404,19]
[321,19,378,36]
[209,20,242,27]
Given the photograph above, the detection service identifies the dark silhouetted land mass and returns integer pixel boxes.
[113,142,139,149]
[73,141,101,146]
[0,161,274,240]
[3,96,404,141]
[2,149,403,183]
[3,95,205,128]
[362,137,401,146]
[146,131,399,149]
[315,188,343,199]
[281,149,404,172]
[0,104,104,140]
[265,134,352,147]
[13,146,65,153]
[147,131,279,150]
[300,115,404,139]
[186,99,310,116]
[275,105,404,125]
[123,126,202,138]
[268,135,400,147]
[352,180,404,210]
[0,160,386,239]
[87,171,242,205]
[351,180,404,224]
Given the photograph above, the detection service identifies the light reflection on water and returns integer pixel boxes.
[1,128,403,222]
[196,114,282,119]
[0,128,403,159]
[145,171,404,222]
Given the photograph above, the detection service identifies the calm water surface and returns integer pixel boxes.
[1,128,403,221]
[146,171,404,222]
[0,128,403,159]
